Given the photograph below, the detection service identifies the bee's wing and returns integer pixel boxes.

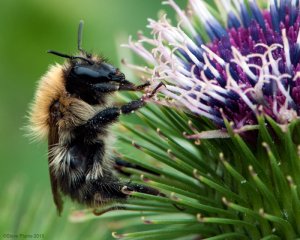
[48,124,64,215]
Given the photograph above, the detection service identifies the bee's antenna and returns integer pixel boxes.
[47,50,93,65]
[78,20,84,52]
[47,50,74,59]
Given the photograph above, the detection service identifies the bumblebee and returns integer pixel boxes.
[29,21,161,215]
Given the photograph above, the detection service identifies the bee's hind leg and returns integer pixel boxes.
[113,158,159,177]
[112,158,162,196]
[88,172,163,208]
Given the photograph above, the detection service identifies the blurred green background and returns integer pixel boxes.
[0,0,186,239]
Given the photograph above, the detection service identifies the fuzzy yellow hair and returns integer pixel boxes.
[29,64,66,140]
[29,63,97,141]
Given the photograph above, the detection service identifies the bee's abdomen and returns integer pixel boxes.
[58,140,105,195]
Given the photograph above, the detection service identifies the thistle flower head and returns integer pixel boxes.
[124,0,300,130]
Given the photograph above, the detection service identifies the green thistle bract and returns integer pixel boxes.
[71,1,300,239]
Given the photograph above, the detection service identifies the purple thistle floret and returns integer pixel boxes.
[123,0,300,131]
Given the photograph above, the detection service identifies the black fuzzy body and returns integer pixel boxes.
[30,21,161,215]
[44,53,158,215]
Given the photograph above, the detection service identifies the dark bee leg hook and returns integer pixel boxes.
[119,81,150,91]
[113,158,159,176]
[90,81,150,93]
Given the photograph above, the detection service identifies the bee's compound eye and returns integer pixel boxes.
[70,63,125,83]
[73,66,101,78]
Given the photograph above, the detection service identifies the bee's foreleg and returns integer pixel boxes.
[89,81,149,93]
[118,81,150,91]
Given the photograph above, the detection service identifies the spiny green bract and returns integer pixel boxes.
[72,100,300,239]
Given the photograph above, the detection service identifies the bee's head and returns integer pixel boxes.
[70,56,126,83]
[48,20,128,104]
[49,20,126,84]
